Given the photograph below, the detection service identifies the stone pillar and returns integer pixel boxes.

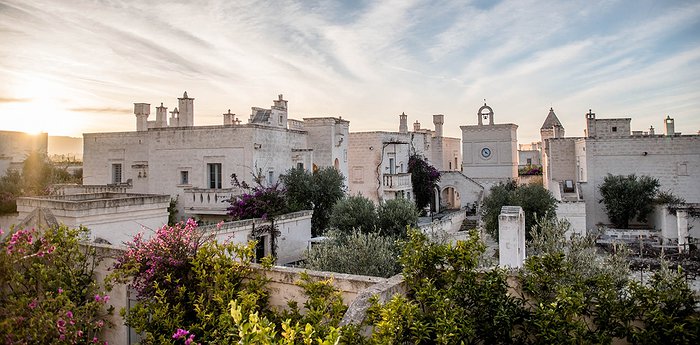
[499,206,525,268]
[223,109,234,125]
[677,209,689,253]
[178,91,194,127]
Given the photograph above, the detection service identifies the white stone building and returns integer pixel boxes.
[83,93,349,221]
[542,110,700,235]
[347,113,461,205]
[16,192,170,245]
[0,130,48,176]
[461,103,518,191]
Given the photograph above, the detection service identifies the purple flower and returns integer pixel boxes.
[66,311,73,318]
[172,328,190,339]
[28,299,37,309]
[57,319,66,328]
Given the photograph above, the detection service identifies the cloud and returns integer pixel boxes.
[0,97,31,103]
[68,107,131,114]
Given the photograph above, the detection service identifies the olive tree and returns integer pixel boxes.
[598,174,660,229]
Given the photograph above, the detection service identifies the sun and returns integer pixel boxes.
[2,75,85,136]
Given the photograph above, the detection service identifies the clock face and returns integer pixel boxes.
[480,147,492,159]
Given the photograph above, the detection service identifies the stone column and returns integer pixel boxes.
[677,209,689,253]
[499,206,525,268]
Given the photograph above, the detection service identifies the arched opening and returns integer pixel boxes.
[441,186,461,210]
[334,158,340,170]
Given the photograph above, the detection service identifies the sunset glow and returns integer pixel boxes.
[1,0,699,141]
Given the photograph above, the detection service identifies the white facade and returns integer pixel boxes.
[543,111,700,233]
[461,103,518,191]
[83,93,349,220]
[347,113,461,204]
[498,206,526,268]
[15,193,170,245]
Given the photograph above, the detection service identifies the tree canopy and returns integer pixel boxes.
[280,166,346,236]
[481,180,557,241]
[408,154,440,212]
[599,174,660,229]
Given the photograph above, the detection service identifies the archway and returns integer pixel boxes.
[441,186,461,210]
[334,158,339,170]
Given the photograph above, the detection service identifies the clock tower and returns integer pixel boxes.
[460,102,518,190]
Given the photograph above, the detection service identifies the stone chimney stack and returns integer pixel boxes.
[649,125,655,135]
[273,94,288,110]
[585,109,596,138]
[169,108,179,127]
[399,112,408,133]
[413,120,421,132]
[665,116,675,136]
[134,103,150,132]
[155,103,168,128]
[177,91,194,127]
[433,114,444,137]
[223,109,234,125]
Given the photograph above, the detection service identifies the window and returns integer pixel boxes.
[180,171,189,185]
[207,163,222,189]
[279,115,283,125]
[296,162,304,170]
[526,158,532,165]
[112,163,122,184]
[268,170,274,185]
[611,126,618,132]
[389,158,395,174]
[449,162,452,169]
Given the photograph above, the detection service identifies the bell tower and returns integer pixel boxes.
[477,102,494,126]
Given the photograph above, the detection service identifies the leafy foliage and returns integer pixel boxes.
[599,174,661,228]
[303,230,401,278]
[227,178,288,221]
[0,225,112,344]
[408,155,440,212]
[0,151,81,215]
[518,164,542,176]
[481,180,557,241]
[376,198,419,237]
[110,219,273,344]
[329,195,377,234]
[281,167,347,236]
[366,228,525,343]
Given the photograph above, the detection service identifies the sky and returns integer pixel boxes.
[1,0,699,144]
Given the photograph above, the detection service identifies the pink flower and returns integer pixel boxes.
[96,320,104,328]
[172,328,190,339]
[102,295,110,303]
[58,288,63,294]
[59,334,65,341]
[28,299,37,309]
[66,311,73,318]
[56,319,66,328]
[77,330,83,337]
[92,337,98,343]
[94,294,102,302]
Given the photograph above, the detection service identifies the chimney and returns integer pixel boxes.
[399,112,408,133]
[169,107,179,127]
[177,91,194,127]
[155,103,167,128]
[223,109,234,125]
[433,114,444,137]
[665,116,675,136]
[413,120,421,132]
[649,125,655,135]
[134,103,150,131]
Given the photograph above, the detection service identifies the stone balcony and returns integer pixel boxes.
[182,187,241,215]
[382,173,412,192]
